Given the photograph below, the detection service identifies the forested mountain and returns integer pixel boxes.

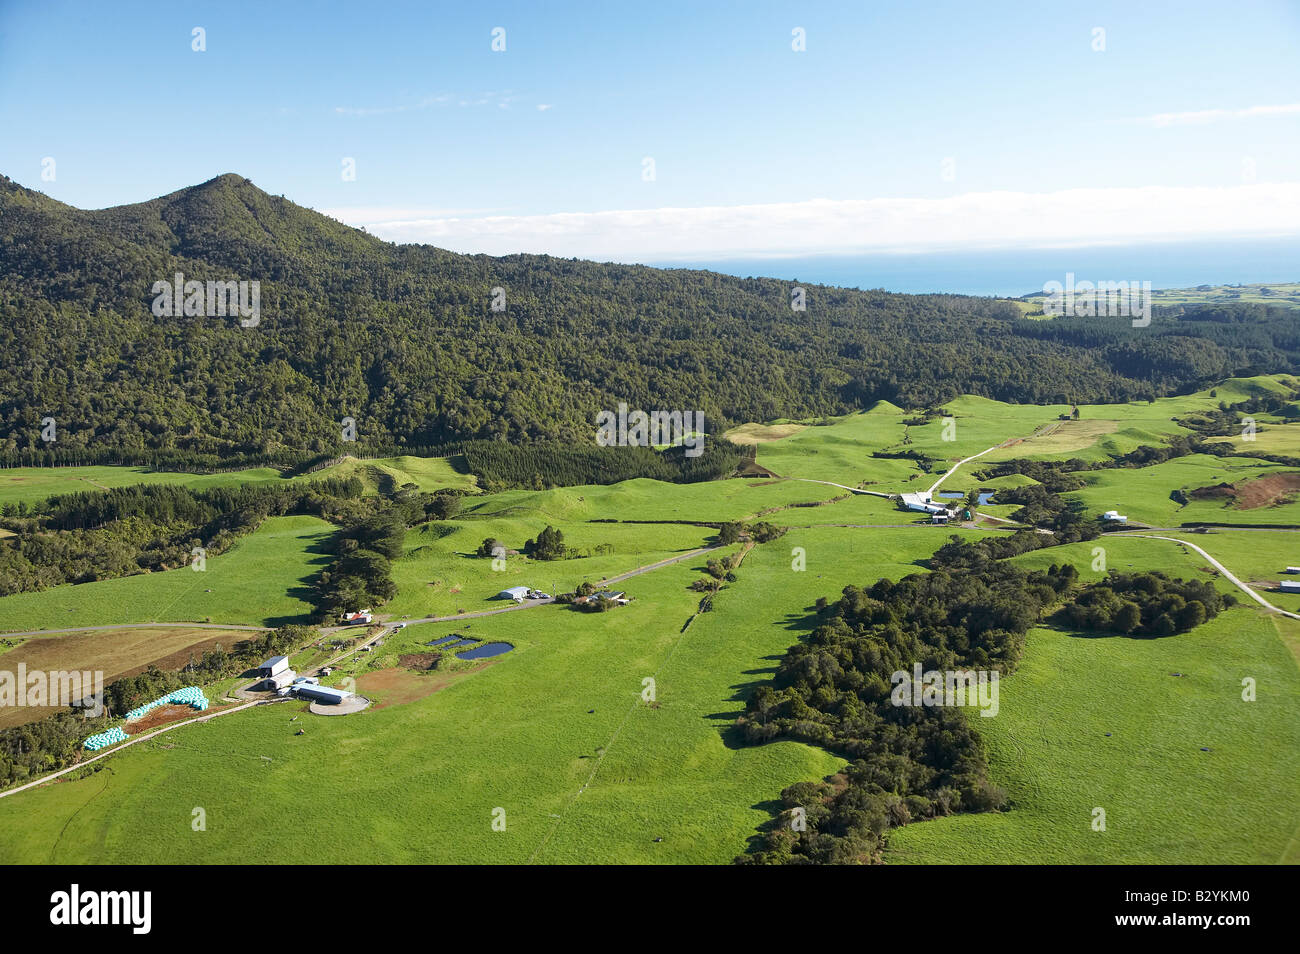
[2,172,1297,463]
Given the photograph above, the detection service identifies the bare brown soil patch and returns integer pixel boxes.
[356,660,494,710]
[724,422,807,445]
[1191,472,1300,509]
[125,703,211,733]
[0,626,252,729]
[398,652,441,671]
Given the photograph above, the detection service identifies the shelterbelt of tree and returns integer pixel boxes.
[3,171,1299,463]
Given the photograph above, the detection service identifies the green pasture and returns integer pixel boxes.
[887,609,1300,864]
[0,515,334,632]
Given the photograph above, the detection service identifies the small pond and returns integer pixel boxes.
[456,642,515,660]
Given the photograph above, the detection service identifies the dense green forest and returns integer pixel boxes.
[4,172,1299,465]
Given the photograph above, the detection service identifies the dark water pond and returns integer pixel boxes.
[456,642,515,660]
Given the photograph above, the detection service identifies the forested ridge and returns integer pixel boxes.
[4,172,1299,464]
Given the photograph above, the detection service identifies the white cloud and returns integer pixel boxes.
[536,103,553,111]
[1136,103,1300,127]
[334,91,520,116]
[321,205,502,222]
[325,183,1300,260]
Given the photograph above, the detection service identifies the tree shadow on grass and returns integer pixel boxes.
[264,535,335,628]
[734,798,787,860]
[712,604,830,750]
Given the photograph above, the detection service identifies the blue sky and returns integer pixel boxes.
[2,0,1298,260]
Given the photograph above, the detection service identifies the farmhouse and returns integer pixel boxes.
[340,609,373,625]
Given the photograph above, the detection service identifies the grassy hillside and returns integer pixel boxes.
[887,610,1300,864]
[0,465,286,509]
[0,515,334,632]
[0,455,475,511]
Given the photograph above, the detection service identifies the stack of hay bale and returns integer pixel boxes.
[83,726,129,751]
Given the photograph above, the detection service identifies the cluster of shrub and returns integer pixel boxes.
[553,580,624,612]
[870,447,938,473]
[315,515,407,620]
[929,529,1067,570]
[987,485,1100,537]
[689,551,745,611]
[1055,570,1232,637]
[717,521,785,545]
[476,526,617,564]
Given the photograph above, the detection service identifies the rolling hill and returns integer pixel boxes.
[3,172,1298,468]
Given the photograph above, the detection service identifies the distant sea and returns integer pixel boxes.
[648,237,1300,298]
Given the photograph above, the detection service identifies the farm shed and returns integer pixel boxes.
[1280,581,1300,593]
[295,684,353,705]
[259,669,297,691]
[494,586,533,602]
[256,655,290,678]
[900,492,948,514]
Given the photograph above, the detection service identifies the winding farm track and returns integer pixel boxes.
[791,478,891,497]
[1119,533,1300,621]
[0,545,730,795]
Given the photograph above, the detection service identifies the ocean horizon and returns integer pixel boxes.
[647,236,1300,298]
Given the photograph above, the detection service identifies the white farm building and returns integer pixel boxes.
[900,492,949,516]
